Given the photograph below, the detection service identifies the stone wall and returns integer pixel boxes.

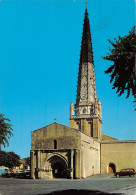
[101,141,136,173]
[80,133,100,178]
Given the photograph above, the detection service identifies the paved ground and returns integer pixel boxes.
[0,174,136,195]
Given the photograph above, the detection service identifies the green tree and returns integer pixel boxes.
[0,114,13,149]
[0,151,20,168]
[24,157,30,166]
[102,26,136,109]
[0,151,7,166]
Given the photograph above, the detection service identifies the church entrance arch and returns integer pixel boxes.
[108,163,116,173]
[44,154,68,179]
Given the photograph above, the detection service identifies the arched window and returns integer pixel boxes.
[54,140,57,149]
[83,108,86,114]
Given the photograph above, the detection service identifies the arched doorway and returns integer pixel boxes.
[45,155,68,179]
[52,162,66,178]
[108,163,116,173]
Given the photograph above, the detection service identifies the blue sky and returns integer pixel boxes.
[0,0,135,158]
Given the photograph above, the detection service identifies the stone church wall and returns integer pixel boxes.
[31,123,84,179]
[101,141,136,173]
[80,133,100,178]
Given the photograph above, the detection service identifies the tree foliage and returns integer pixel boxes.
[21,157,30,166]
[0,114,13,148]
[102,26,136,108]
[24,157,30,166]
[0,151,20,168]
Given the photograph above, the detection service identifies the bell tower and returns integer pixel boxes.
[70,8,102,140]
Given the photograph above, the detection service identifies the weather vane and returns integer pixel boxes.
[84,1,88,8]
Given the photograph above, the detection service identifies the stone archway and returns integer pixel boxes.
[44,154,68,179]
[108,163,116,173]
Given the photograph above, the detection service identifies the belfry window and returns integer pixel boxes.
[54,140,57,149]
[83,108,86,114]
[90,105,94,113]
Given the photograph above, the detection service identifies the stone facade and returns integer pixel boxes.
[31,123,100,179]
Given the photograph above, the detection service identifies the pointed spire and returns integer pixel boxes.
[76,8,96,106]
[80,8,94,64]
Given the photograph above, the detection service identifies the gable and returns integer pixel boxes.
[102,134,118,141]
[31,123,81,150]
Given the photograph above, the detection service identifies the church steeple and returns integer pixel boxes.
[76,8,97,107]
[80,8,94,64]
[70,8,102,140]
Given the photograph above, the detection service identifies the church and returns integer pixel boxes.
[30,8,136,179]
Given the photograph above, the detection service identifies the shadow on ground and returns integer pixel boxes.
[38,189,123,195]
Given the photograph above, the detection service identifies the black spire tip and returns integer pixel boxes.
[79,7,94,64]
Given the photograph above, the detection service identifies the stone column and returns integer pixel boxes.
[75,149,81,179]
[95,103,98,116]
[81,150,83,178]
[50,168,53,179]
[75,149,81,178]
[79,149,82,178]
[30,150,35,179]
[36,150,41,179]
[70,149,74,179]
[98,99,102,119]
[70,102,74,118]
[81,119,84,133]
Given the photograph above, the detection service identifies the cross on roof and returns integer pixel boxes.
[84,1,88,8]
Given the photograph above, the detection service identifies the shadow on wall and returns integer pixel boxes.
[38,189,122,195]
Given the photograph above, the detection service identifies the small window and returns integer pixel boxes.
[54,140,57,149]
